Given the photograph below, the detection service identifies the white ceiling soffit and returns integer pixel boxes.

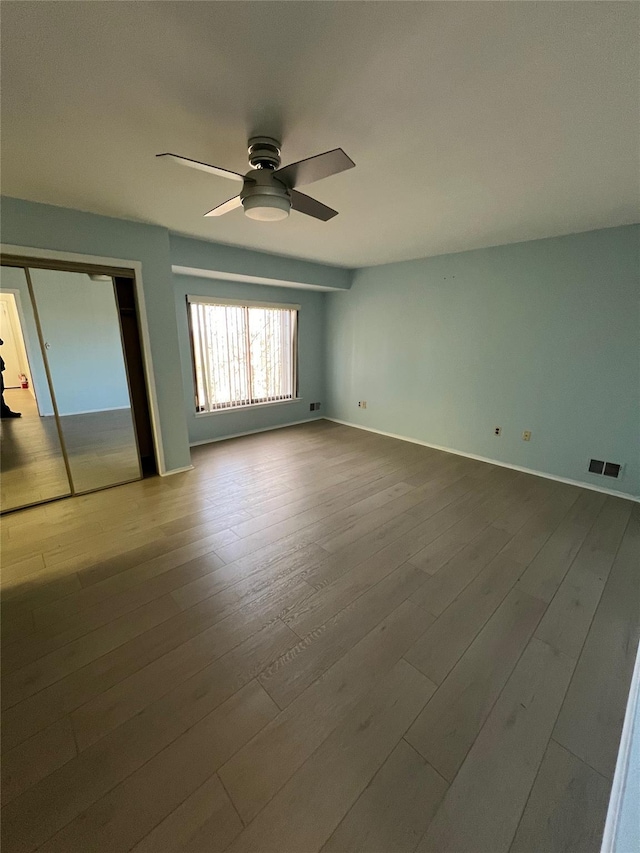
[171,265,339,291]
[1,2,638,268]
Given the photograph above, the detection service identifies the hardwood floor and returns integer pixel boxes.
[1,420,638,853]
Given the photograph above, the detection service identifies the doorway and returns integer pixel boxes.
[0,293,31,390]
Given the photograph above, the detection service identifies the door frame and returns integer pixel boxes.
[1,245,167,474]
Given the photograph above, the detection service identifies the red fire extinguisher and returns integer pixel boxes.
[19,374,29,389]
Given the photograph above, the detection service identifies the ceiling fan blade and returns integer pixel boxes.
[274,148,355,189]
[156,153,245,182]
[204,196,243,217]
[290,190,338,221]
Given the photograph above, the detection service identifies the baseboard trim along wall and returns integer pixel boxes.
[324,417,640,502]
[189,416,324,447]
[159,465,195,477]
[601,643,640,853]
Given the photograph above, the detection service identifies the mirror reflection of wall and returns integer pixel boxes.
[29,269,141,494]
[0,266,71,511]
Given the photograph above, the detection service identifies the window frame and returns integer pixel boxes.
[186,295,300,415]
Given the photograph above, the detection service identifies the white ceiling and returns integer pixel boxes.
[2,2,638,268]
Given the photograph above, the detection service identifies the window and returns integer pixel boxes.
[188,296,299,412]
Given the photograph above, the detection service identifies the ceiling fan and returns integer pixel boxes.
[157,137,355,222]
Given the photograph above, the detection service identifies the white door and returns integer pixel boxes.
[0,299,23,388]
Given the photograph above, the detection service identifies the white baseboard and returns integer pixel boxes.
[7,404,131,417]
[159,464,195,477]
[324,418,639,502]
[601,643,640,853]
[58,405,131,416]
[190,416,323,447]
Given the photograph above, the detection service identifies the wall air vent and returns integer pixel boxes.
[603,462,622,479]
[588,459,622,479]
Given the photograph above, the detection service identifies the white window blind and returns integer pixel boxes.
[188,297,298,412]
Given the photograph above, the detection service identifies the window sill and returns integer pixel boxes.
[195,398,304,417]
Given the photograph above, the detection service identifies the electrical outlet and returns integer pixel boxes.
[358,401,367,409]
[494,426,502,436]
[522,430,531,441]
[315,402,321,410]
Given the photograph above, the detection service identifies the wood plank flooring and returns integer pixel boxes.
[1,420,638,853]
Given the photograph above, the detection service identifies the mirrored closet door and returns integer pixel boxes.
[0,261,144,513]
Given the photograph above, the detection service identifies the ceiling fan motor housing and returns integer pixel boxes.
[241,168,289,199]
[244,138,290,218]
[241,167,291,219]
[247,136,282,170]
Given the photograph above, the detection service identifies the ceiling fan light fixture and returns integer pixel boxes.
[242,194,290,221]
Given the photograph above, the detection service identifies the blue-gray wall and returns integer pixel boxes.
[0,197,346,470]
[1,197,191,472]
[326,226,640,497]
[174,274,325,445]
[170,233,352,291]
[3,196,638,496]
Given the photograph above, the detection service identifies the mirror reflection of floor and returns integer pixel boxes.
[57,407,140,493]
[1,389,140,512]
[1,389,70,510]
